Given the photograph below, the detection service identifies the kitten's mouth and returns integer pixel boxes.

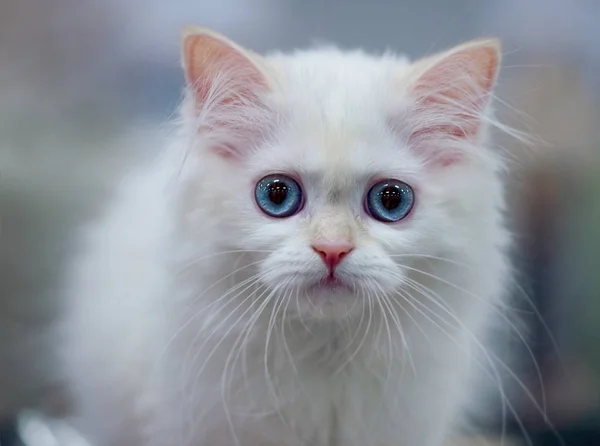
[309,274,351,293]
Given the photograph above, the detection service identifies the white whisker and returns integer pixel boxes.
[401,276,563,446]
[397,264,548,416]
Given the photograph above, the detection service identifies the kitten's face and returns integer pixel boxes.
[244,153,424,320]
[231,96,436,320]
[182,29,502,320]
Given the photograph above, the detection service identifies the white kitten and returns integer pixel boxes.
[61,27,511,446]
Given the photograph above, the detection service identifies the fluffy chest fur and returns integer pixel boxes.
[152,264,486,446]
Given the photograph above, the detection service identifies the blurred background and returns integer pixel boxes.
[0,0,598,445]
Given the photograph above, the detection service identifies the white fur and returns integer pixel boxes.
[61,38,511,446]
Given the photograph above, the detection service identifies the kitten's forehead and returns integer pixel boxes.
[249,48,421,191]
[268,48,411,126]
[267,47,411,91]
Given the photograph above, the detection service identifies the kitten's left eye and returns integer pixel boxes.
[255,174,303,218]
[366,179,414,223]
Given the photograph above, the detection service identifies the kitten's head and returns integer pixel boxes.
[179,28,505,320]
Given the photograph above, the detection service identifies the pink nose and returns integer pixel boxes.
[312,242,354,272]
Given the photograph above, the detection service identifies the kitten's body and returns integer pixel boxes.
[62,31,510,446]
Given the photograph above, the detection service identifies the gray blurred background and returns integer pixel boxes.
[1,0,599,445]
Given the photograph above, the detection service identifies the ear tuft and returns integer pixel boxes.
[181,27,272,159]
[406,39,502,166]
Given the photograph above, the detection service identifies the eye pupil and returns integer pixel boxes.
[268,182,288,205]
[380,186,401,210]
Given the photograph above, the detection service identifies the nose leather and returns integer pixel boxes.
[312,242,354,272]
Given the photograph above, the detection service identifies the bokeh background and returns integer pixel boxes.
[0,0,598,445]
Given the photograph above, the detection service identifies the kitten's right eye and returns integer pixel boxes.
[365,179,414,223]
[255,175,303,218]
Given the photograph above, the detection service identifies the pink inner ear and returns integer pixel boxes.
[414,46,498,108]
[406,42,500,166]
[184,34,268,107]
[182,32,272,159]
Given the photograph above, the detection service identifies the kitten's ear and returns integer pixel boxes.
[406,39,501,165]
[181,27,273,158]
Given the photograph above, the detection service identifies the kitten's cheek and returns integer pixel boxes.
[370,265,407,292]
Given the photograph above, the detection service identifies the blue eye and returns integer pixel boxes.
[366,179,414,223]
[255,174,303,218]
